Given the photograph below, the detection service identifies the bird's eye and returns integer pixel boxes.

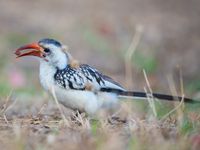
[44,48,50,53]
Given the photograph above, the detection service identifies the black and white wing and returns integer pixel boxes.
[80,64,125,91]
[54,64,125,92]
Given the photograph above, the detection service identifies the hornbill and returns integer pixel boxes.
[15,38,198,115]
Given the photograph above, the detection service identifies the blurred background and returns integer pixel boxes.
[0,0,200,97]
[0,1,200,149]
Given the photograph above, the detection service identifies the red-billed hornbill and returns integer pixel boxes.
[15,38,198,115]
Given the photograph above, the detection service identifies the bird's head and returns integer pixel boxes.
[15,38,69,69]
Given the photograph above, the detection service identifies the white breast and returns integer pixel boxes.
[39,61,56,91]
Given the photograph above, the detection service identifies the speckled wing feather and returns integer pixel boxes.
[54,64,125,92]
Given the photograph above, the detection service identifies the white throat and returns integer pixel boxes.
[39,61,56,91]
[39,52,68,91]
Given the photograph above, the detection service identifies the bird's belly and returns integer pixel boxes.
[53,87,119,115]
[54,87,101,115]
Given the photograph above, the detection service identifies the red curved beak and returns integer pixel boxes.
[15,43,44,58]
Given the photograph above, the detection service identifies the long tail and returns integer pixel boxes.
[100,88,199,104]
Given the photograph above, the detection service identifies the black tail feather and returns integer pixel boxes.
[100,88,199,104]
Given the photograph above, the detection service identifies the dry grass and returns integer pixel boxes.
[0,94,199,150]
[0,1,200,149]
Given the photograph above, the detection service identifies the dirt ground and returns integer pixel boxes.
[0,0,200,149]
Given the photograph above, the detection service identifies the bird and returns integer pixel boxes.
[14,38,198,115]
